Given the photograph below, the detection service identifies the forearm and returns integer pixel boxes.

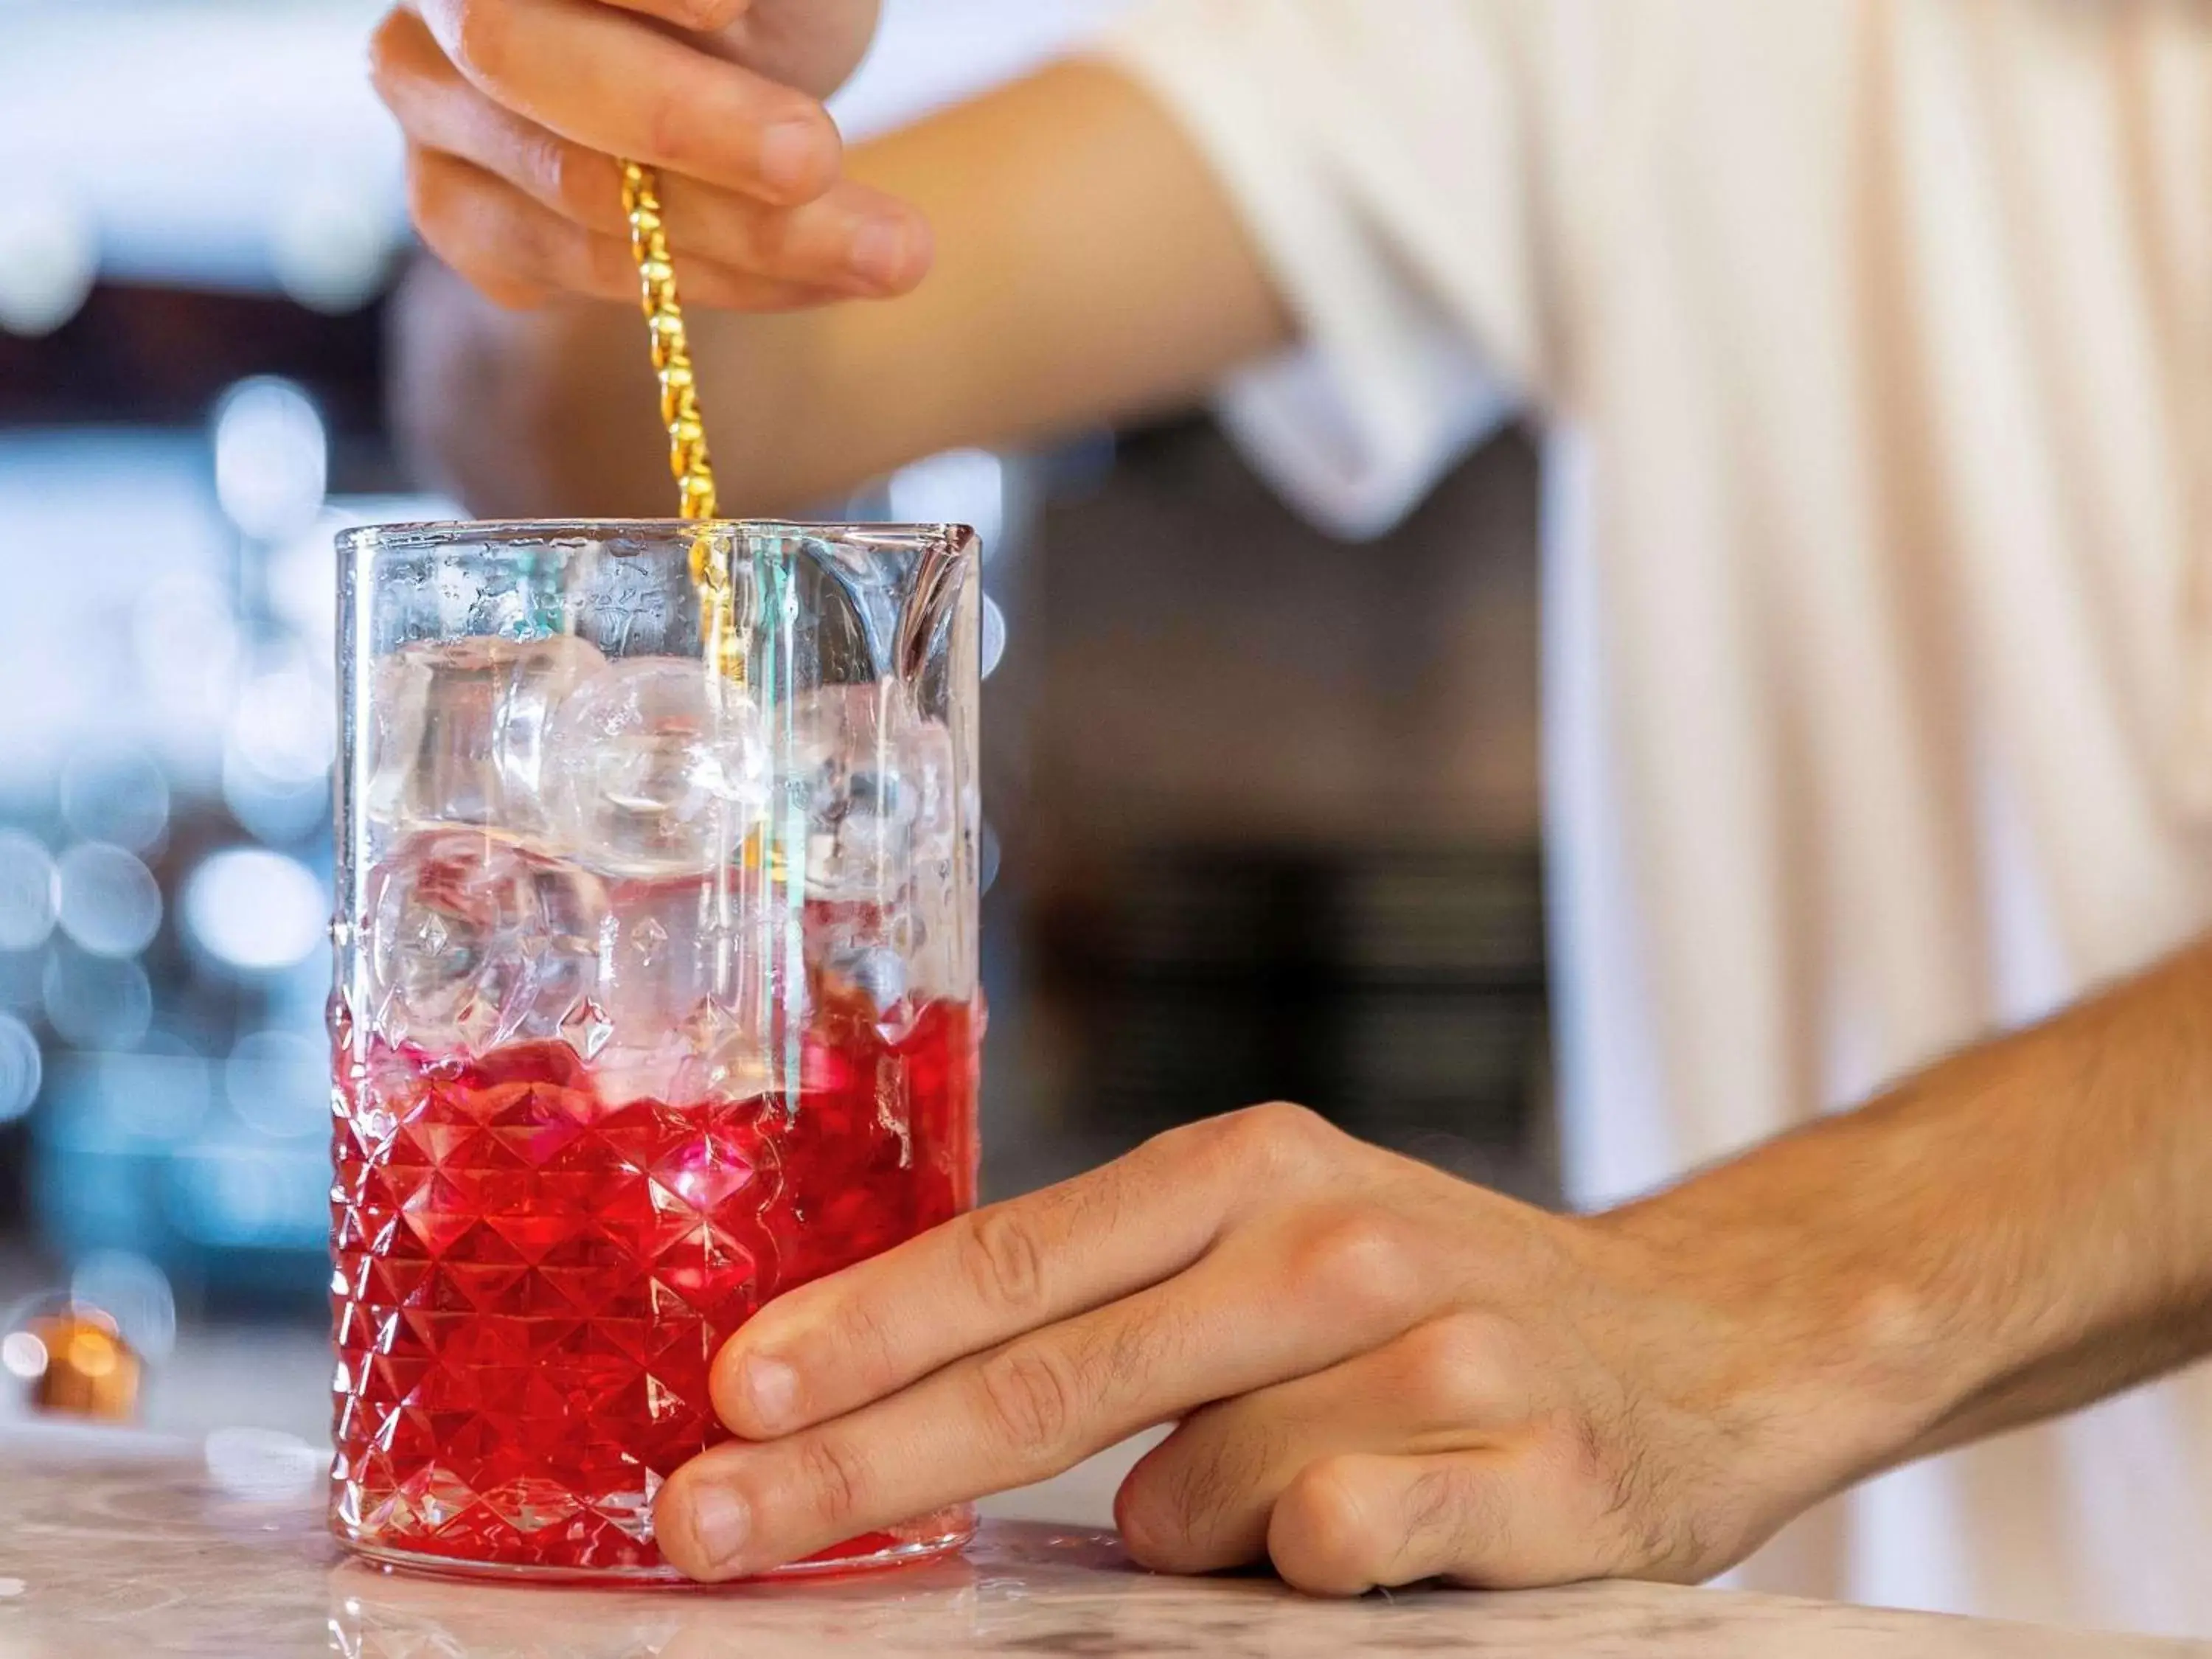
[1602,936,2212,1492]
[389,59,1291,518]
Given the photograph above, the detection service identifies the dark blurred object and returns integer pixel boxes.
[0,283,399,493]
[1001,417,1551,1197]
[1042,843,1547,1155]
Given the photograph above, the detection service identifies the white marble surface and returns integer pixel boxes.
[0,1428,2204,1658]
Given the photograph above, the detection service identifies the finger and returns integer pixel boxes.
[595,0,749,25]
[378,8,622,228]
[376,9,928,294]
[660,1206,1432,1581]
[408,149,848,311]
[404,148,557,310]
[408,0,841,202]
[1115,1314,1531,1574]
[711,1105,1346,1441]
[1267,1449,1636,1596]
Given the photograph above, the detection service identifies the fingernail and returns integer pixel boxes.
[758,119,830,194]
[688,1484,750,1567]
[848,218,911,289]
[744,1355,799,1430]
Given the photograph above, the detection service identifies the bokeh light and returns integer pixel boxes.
[41,950,153,1051]
[1,1332,48,1382]
[268,511,345,656]
[70,1251,177,1363]
[0,188,97,338]
[211,378,327,543]
[888,448,1006,552]
[0,951,44,1015]
[0,832,59,952]
[269,175,397,316]
[60,747,172,854]
[223,664,335,844]
[0,1013,44,1124]
[132,571,244,737]
[55,844,162,959]
[981,594,1007,682]
[183,849,324,974]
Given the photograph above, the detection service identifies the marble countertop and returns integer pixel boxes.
[0,1427,2202,1658]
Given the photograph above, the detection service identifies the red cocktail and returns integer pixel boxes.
[330,994,977,1575]
[331,521,984,1579]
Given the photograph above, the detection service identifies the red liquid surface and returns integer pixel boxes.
[330,995,978,1575]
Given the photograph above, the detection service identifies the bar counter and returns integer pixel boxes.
[0,1427,2201,1657]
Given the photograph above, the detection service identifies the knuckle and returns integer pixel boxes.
[1273,1458,1383,1593]
[959,1206,1046,1315]
[1168,1101,1335,1188]
[793,1433,869,1530]
[824,1292,901,1396]
[1291,1211,1424,1320]
[1394,1315,1511,1421]
[448,0,512,84]
[1231,1101,1340,1175]
[975,1343,1081,1461]
[1242,1099,1333,1152]
[644,89,696,170]
[540,139,594,222]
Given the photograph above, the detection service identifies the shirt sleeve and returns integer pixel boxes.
[1094,0,1550,539]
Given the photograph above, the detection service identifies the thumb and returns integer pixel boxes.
[1265,1450,1637,1596]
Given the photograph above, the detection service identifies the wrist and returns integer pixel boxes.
[1583,1186,1962,1511]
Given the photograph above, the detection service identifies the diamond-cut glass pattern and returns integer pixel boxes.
[330,998,978,1575]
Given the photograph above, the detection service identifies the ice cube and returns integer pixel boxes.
[589,874,786,1103]
[543,659,768,880]
[787,685,958,903]
[364,828,606,1056]
[365,635,605,843]
[807,860,970,1032]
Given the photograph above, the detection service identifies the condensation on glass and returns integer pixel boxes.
[327,521,981,1580]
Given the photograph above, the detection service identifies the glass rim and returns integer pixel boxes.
[335,518,980,557]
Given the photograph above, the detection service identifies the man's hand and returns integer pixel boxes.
[650,939,2212,1594]
[653,1105,1891,1593]
[371,0,930,310]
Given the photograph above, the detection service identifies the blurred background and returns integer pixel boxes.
[0,0,1548,1442]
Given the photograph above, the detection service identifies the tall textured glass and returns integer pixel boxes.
[327,521,982,1580]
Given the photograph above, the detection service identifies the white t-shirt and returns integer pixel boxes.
[1105,0,2212,1638]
